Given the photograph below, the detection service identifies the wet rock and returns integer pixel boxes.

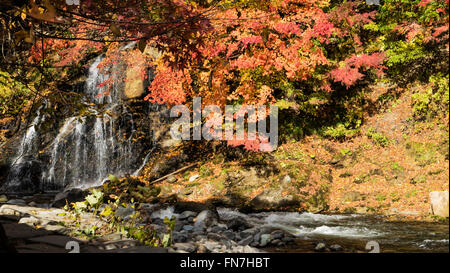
[330,244,343,252]
[209,225,226,233]
[271,230,284,240]
[52,188,86,208]
[239,228,258,239]
[315,242,327,252]
[227,216,253,231]
[197,244,210,253]
[172,242,197,253]
[223,230,235,241]
[6,199,26,206]
[172,232,187,243]
[242,245,260,253]
[204,241,221,252]
[5,160,42,194]
[282,236,294,243]
[194,210,219,231]
[174,221,186,232]
[430,191,449,218]
[182,225,194,231]
[207,233,223,241]
[271,239,283,246]
[253,233,261,245]
[260,234,272,247]
[18,216,40,226]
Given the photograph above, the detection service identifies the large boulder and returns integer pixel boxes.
[430,191,449,218]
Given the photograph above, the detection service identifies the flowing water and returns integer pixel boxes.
[5,54,151,192]
[218,208,449,253]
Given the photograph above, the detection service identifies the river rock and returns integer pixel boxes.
[260,234,272,247]
[227,216,253,231]
[315,242,327,252]
[6,199,26,206]
[172,232,187,243]
[0,195,7,203]
[197,244,210,253]
[430,191,449,218]
[194,210,218,231]
[172,242,197,253]
[239,227,258,239]
[238,235,253,246]
[223,230,235,241]
[243,245,260,253]
[178,210,197,220]
[206,233,223,241]
[204,241,221,252]
[330,244,343,252]
[18,216,40,226]
[209,225,226,233]
[271,230,284,240]
[182,225,194,231]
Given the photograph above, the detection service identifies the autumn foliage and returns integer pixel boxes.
[13,0,450,150]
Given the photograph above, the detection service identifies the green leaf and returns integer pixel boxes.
[162,233,171,248]
[107,174,120,184]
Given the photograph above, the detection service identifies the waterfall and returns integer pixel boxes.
[5,51,155,193]
[11,107,43,165]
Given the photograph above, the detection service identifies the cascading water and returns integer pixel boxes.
[6,106,46,192]
[5,52,155,193]
[42,55,141,190]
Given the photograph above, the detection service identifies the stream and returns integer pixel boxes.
[217,208,449,253]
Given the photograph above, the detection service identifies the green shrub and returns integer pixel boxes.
[366,127,389,147]
[322,123,360,140]
[0,71,31,118]
[412,74,449,121]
